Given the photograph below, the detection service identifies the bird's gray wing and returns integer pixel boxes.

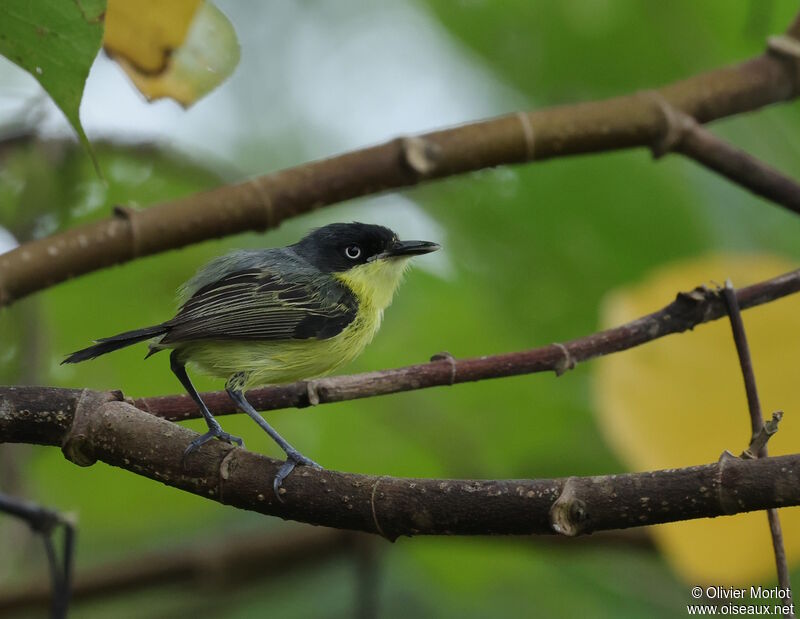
[160,267,357,343]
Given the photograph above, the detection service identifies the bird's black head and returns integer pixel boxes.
[293,222,439,273]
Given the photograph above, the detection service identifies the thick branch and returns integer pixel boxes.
[133,268,800,421]
[1,388,800,539]
[1,27,800,307]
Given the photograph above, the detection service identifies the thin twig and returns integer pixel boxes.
[132,268,800,422]
[676,120,800,214]
[0,493,75,619]
[0,528,651,614]
[645,93,800,214]
[2,388,800,537]
[353,534,381,619]
[722,280,765,438]
[41,534,69,619]
[722,280,793,617]
[1,16,800,307]
[0,527,357,614]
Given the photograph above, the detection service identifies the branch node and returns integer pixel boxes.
[742,410,784,460]
[217,448,240,503]
[641,90,694,158]
[768,34,800,58]
[550,478,591,536]
[515,111,536,160]
[717,450,741,515]
[400,137,441,177]
[244,177,276,231]
[552,343,576,377]
[768,34,800,60]
[768,34,800,95]
[430,351,457,385]
[675,284,718,324]
[112,204,144,258]
[306,381,320,406]
[61,389,111,467]
[369,476,394,542]
[676,284,712,304]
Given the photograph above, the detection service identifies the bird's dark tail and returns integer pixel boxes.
[62,325,168,364]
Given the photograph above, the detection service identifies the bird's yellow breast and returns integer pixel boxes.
[181,257,411,388]
[335,257,411,313]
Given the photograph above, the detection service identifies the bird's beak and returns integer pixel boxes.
[372,240,440,261]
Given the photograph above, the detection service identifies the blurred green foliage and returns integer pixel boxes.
[0,0,106,164]
[2,1,800,617]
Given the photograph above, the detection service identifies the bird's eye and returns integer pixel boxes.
[345,245,362,260]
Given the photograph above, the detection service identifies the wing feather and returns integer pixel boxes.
[160,268,357,343]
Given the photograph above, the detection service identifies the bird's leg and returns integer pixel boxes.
[170,350,244,457]
[225,376,321,497]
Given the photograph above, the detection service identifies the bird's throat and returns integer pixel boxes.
[334,257,412,313]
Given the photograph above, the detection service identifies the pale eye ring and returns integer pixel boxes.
[345,245,362,260]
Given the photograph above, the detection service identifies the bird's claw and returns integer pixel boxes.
[273,450,322,500]
[183,428,244,461]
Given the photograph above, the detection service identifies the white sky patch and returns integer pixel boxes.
[0,226,19,255]
[1,1,516,161]
[0,1,518,279]
[277,1,517,152]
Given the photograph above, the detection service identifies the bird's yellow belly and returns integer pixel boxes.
[179,306,383,388]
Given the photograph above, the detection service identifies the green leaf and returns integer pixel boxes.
[0,0,106,172]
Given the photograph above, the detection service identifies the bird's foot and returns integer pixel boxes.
[273,449,322,500]
[183,426,244,460]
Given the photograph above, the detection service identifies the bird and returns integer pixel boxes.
[63,222,440,495]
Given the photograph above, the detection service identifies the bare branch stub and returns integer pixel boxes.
[742,411,783,460]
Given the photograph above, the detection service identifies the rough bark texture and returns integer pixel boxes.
[2,387,799,540]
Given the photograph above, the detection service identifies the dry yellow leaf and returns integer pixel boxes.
[104,0,239,106]
[593,254,800,585]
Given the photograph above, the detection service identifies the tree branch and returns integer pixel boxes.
[0,527,359,614]
[1,20,800,307]
[722,281,793,616]
[644,94,800,213]
[0,527,652,615]
[131,267,800,422]
[0,494,74,619]
[1,387,800,539]
[676,121,800,212]
[2,269,795,540]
